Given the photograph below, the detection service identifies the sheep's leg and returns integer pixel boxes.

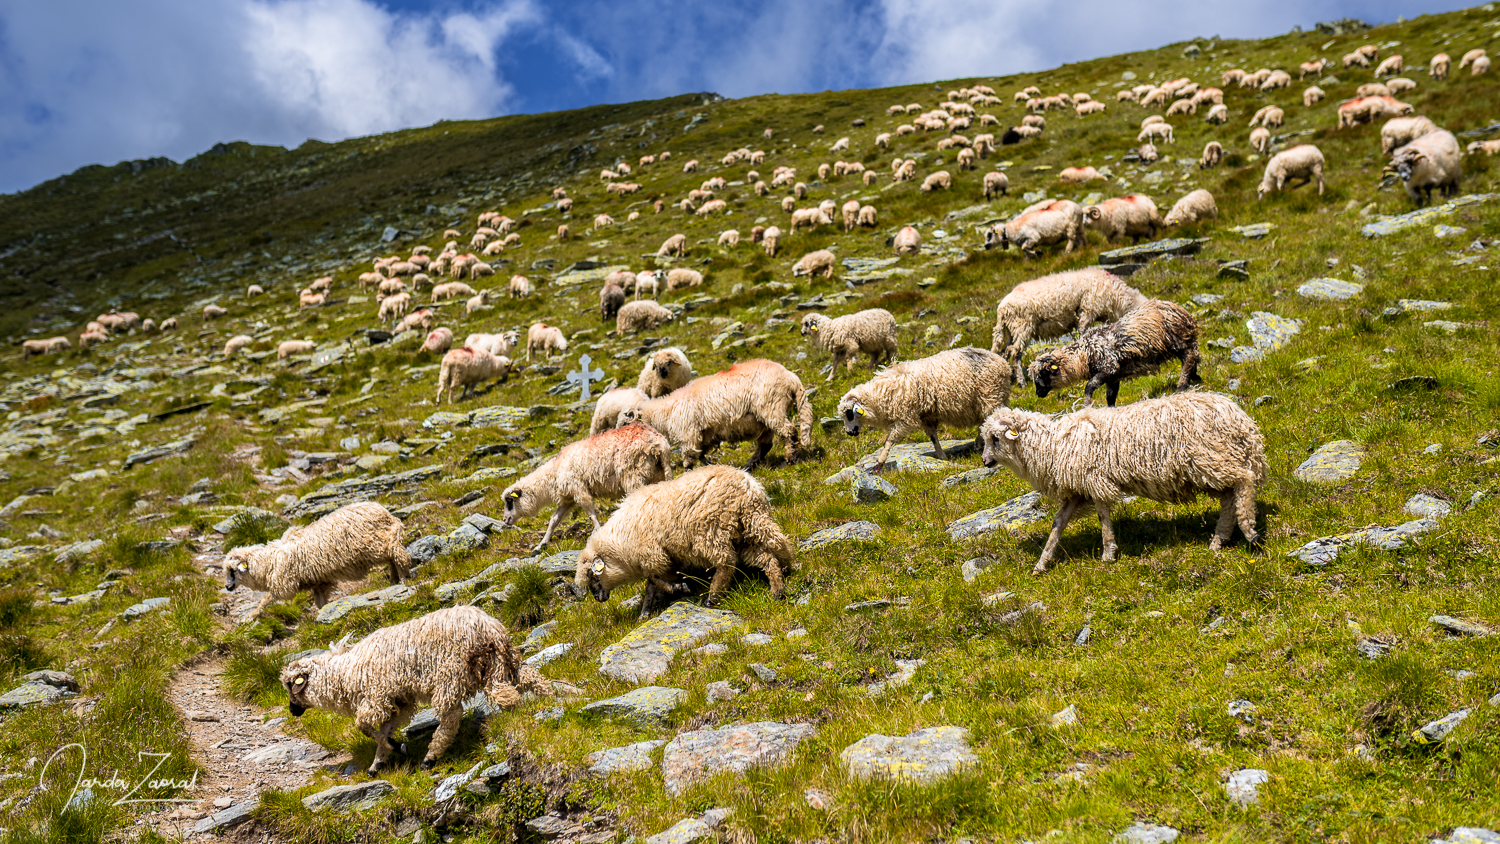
[1082,375,1107,407]
[309,582,333,609]
[576,494,602,532]
[1210,489,1241,551]
[1179,346,1202,388]
[742,544,786,599]
[870,427,906,474]
[1094,500,1118,561]
[921,422,948,459]
[535,502,573,552]
[704,560,737,607]
[1034,497,1084,574]
[249,592,275,620]
[422,704,465,769]
[359,705,399,774]
[1104,380,1121,407]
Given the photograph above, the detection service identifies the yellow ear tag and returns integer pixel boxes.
[238,563,248,572]
[1050,364,1058,370]
[810,324,818,331]
[856,407,868,417]
[294,677,304,685]
[592,560,605,575]
[1005,428,1021,441]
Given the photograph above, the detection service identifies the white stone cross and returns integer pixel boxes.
[566,354,607,401]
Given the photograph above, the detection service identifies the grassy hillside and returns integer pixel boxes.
[1,7,1498,844]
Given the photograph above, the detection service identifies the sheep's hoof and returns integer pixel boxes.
[1102,548,1118,562]
[420,758,436,771]
[1031,561,1050,575]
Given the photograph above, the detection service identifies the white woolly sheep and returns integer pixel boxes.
[617,300,675,334]
[1200,141,1224,169]
[280,606,548,774]
[984,171,1009,200]
[1338,96,1413,128]
[800,309,898,379]
[1165,99,1195,117]
[1386,77,1416,95]
[718,230,740,247]
[921,171,953,192]
[979,392,1265,572]
[436,346,511,403]
[663,268,701,292]
[1356,82,1391,98]
[637,347,692,398]
[1249,106,1284,128]
[837,347,1011,472]
[790,208,831,230]
[857,205,878,227]
[247,284,264,296]
[508,275,532,299]
[160,318,177,332]
[792,249,837,279]
[1258,144,1326,199]
[575,464,794,616]
[1375,55,1403,77]
[1163,189,1218,227]
[1381,116,1439,155]
[634,358,812,469]
[278,340,316,360]
[1026,299,1200,407]
[431,282,477,302]
[526,323,567,361]
[1303,86,1325,107]
[420,328,453,355]
[658,234,687,257]
[985,199,1086,257]
[988,267,1148,383]
[1473,56,1491,75]
[1083,194,1162,245]
[1250,127,1272,155]
[203,304,227,319]
[394,307,434,333]
[1468,139,1500,156]
[591,387,650,435]
[762,226,782,257]
[378,278,407,297]
[1058,166,1105,183]
[1460,48,1487,70]
[224,335,253,357]
[225,501,409,617]
[466,293,488,315]
[502,423,672,551]
[635,270,661,299]
[1205,104,1228,125]
[889,226,921,255]
[1137,122,1174,144]
[1389,129,1461,206]
[1261,70,1292,90]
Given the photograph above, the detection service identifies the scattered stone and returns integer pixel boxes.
[285,465,442,519]
[243,740,329,766]
[1297,278,1363,300]
[521,621,557,654]
[192,799,259,835]
[1049,704,1079,727]
[1231,312,1303,363]
[1404,494,1452,519]
[302,780,395,812]
[1430,615,1495,638]
[1414,708,1471,744]
[0,678,77,709]
[851,471,896,503]
[960,557,994,583]
[121,597,169,620]
[660,721,816,794]
[941,467,999,487]
[1293,440,1363,483]
[800,520,881,549]
[947,491,1049,539]
[1397,299,1453,313]
[123,437,196,469]
[315,584,416,623]
[581,686,688,728]
[587,739,666,776]
[749,663,779,683]
[786,627,807,639]
[597,602,742,683]
[645,817,714,844]
[840,726,977,784]
[407,535,449,566]
[867,659,923,697]
[1114,822,1181,843]
[1288,519,1437,566]
[706,681,740,702]
[1431,829,1500,844]
[1224,768,1269,807]
[805,787,834,810]
[1434,224,1468,238]
[1361,193,1500,237]
[1074,626,1092,646]
[1098,237,1209,265]
[54,540,104,564]
[1425,320,1476,333]
[526,643,574,667]
[824,440,979,482]
[433,763,483,801]
[845,597,910,612]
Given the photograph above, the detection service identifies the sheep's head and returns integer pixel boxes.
[575,551,613,602]
[500,483,536,527]
[839,397,871,436]
[984,226,1010,250]
[279,661,317,717]
[222,548,265,592]
[616,406,643,426]
[1391,150,1426,183]
[799,314,824,337]
[979,410,1033,469]
[1028,349,1088,398]
[652,350,683,380]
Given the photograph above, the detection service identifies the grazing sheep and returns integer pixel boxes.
[526,323,567,361]
[1375,55,1403,77]
[466,293,488,315]
[1258,145,1326,199]
[658,234,687,257]
[762,226,782,257]
[841,199,861,232]
[600,284,626,322]
[22,337,68,359]
[1222,69,1246,86]
[800,309,898,379]
[1338,96,1413,128]
[979,392,1265,572]
[637,347,692,398]
[1386,78,1416,95]
[1200,141,1224,169]
[203,304,227,320]
[436,346,511,403]
[989,267,1148,383]
[1249,105,1283,128]
[634,270,661,300]
[420,328,453,355]
[557,224,570,240]
[1027,299,1200,407]
[1343,51,1370,68]
[634,359,812,469]
[1142,143,1162,160]
[1381,116,1439,155]
[225,501,409,617]
[1137,122,1174,144]
[1165,99,1195,117]
[985,199,1086,257]
[1260,70,1292,91]
[1460,48,1487,70]
[665,268,703,292]
[462,331,519,358]
[857,205,878,227]
[394,308,434,333]
[921,171,953,192]
[889,225,921,255]
[246,284,265,297]
[617,300,675,334]
[378,278,406,298]
[224,335,253,357]
[280,606,548,774]
[1163,189,1218,227]
[983,171,1009,200]
[358,272,385,289]
[1250,127,1272,155]
[1467,139,1500,156]
[502,423,672,551]
[1299,59,1326,80]
[718,230,740,247]
[1058,166,1106,184]
[576,464,794,616]
[431,282,477,302]
[792,249,837,279]
[159,318,177,332]
[1205,104,1229,125]
[1389,129,1461,206]
[837,347,1011,471]
[309,276,333,294]
[1473,56,1492,76]
[1356,82,1391,98]
[278,340,316,360]
[508,275,532,299]
[1304,86,1326,107]
[1083,194,1163,245]
[592,387,650,435]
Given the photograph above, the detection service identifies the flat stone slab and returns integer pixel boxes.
[1115,823,1181,843]
[55,540,104,563]
[1099,237,1209,265]
[302,780,394,812]
[851,471,897,503]
[1397,299,1453,312]
[1224,768,1269,807]
[1288,518,1438,566]
[661,721,816,795]
[587,739,666,776]
[646,818,715,844]
[526,642,574,667]
[0,546,47,567]
[285,464,442,519]
[801,520,881,549]
[1228,223,1275,239]
[0,680,76,709]
[1431,615,1496,638]
[243,739,329,766]
[824,439,979,483]
[1415,708,1471,744]
[1230,312,1303,363]
[1405,494,1452,519]
[839,726,977,784]
[1361,193,1500,237]
[193,798,259,834]
[124,437,196,469]
[947,491,1049,540]
[941,467,1000,487]
[581,686,688,728]
[1297,278,1363,300]
[1293,440,1363,482]
[866,659,924,697]
[121,597,170,620]
[1433,828,1500,844]
[315,584,416,623]
[598,602,743,684]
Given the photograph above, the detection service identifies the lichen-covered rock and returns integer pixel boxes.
[525,642,574,667]
[1432,828,1500,844]
[302,780,395,812]
[192,799,259,835]
[121,597,169,620]
[1360,193,1500,237]
[839,726,977,784]
[1228,223,1275,239]
[940,467,999,488]
[1413,708,1471,744]
[470,406,533,428]
[0,546,47,567]
[823,440,978,483]
[1231,312,1303,363]
[800,520,881,550]
[581,686,688,728]
[285,464,442,518]
[1098,237,1209,265]
[1297,278,1363,300]
[1114,822,1181,843]
[587,739,666,776]
[660,721,816,794]
[947,491,1049,540]
[866,659,924,697]
[1224,768,1269,807]
[851,471,897,503]
[1404,494,1452,519]
[1288,518,1437,565]
[1293,440,1363,482]
[1397,299,1453,313]
[0,680,77,709]
[598,602,743,684]
[315,584,416,623]
[1430,615,1495,638]
[124,436,195,469]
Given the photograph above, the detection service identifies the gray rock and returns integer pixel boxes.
[1224,768,1269,807]
[1114,822,1180,843]
[1098,237,1209,265]
[742,632,773,645]
[1230,311,1303,363]
[661,721,816,794]
[1360,193,1500,237]
[192,798,259,834]
[1415,709,1471,743]
[1430,615,1495,638]
[581,686,688,728]
[941,467,999,487]
[851,471,897,503]
[302,779,395,812]
[525,643,574,667]
[960,557,994,582]
[54,540,104,564]
[462,513,506,533]
[748,663,778,683]
[845,597,910,612]
[521,621,558,653]
[587,739,666,776]
[1432,829,1500,844]
[646,818,714,844]
[23,670,77,691]
[598,602,742,683]
[121,597,169,620]
[124,436,195,469]
[840,726,977,784]
[1228,699,1257,721]
[1404,494,1452,519]
[284,464,442,519]
[800,520,881,549]
[1397,299,1453,313]
[1293,440,1363,482]
[1288,518,1438,566]
[947,491,1049,539]
[433,763,482,801]
[444,523,489,554]
[706,681,740,702]
[824,440,978,482]
[315,584,416,623]
[0,680,76,709]
[407,535,448,566]
[866,659,923,697]
[243,739,329,766]
[1297,278,1363,300]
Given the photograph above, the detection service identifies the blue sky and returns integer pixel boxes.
[0,0,1476,194]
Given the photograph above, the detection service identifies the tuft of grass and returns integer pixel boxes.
[0,588,36,628]
[221,642,288,706]
[222,513,284,551]
[500,564,552,630]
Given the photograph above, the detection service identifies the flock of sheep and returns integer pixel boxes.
[13,33,1490,781]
